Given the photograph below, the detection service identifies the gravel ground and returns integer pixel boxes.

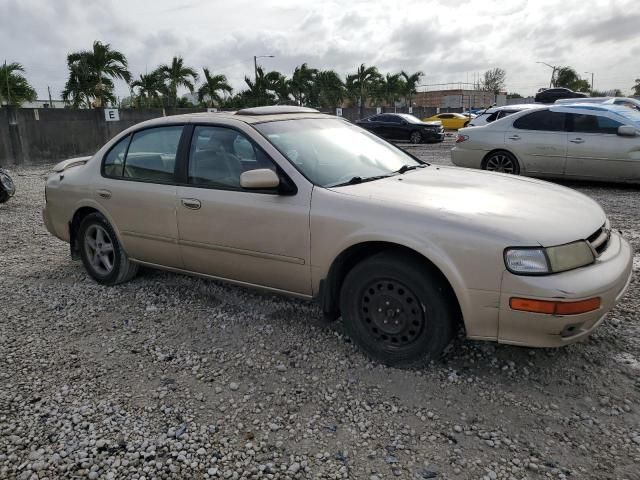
[1,136,639,480]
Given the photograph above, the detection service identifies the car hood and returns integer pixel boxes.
[328,166,605,247]
[420,121,442,127]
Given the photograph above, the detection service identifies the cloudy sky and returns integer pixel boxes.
[2,0,639,100]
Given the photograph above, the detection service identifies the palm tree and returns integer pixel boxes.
[553,67,590,92]
[269,73,291,104]
[0,62,37,106]
[400,70,423,108]
[131,72,163,107]
[197,68,232,107]
[314,70,345,109]
[374,73,405,107]
[290,63,318,106]
[346,64,382,119]
[65,41,131,108]
[157,56,199,107]
[632,79,640,96]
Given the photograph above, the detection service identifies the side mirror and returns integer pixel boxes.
[617,125,637,137]
[240,168,280,189]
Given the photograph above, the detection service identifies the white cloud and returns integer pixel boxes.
[1,0,639,99]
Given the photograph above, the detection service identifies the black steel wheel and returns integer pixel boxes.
[483,151,520,174]
[340,252,457,367]
[359,278,425,349]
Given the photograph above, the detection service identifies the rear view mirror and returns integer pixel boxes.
[617,125,637,137]
[240,168,280,189]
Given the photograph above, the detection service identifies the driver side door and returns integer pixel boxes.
[175,125,313,296]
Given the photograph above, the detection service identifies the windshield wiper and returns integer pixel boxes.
[328,174,392,187]
[394,164,427,174]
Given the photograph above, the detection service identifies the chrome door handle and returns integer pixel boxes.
[96,189,112,199]
[181,198,201,210]
[570,138,585,144]
[508,135,520,140]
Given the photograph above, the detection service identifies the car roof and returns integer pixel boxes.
[126,106,333,129]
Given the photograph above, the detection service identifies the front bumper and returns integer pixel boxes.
[497,231,633,347]
[423,129,445,142]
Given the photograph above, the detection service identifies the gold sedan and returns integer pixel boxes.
[423,112,472,130]
[43,107,632,367]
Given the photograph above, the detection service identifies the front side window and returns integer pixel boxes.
[188,126,275,188]
[513,110,566,131]
[569,113,622,134]
[255,118,422,187]
[123,126,183,182]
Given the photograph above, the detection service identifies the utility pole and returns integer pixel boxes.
[536,61,558,88]
[48,86,53,108]
[585,72,594,92]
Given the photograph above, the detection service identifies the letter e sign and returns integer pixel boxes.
[104,109,120,121]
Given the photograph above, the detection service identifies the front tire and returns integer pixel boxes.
[340,253,456,368]
[78,212,138,285]
[483,151,520,175]
[409,131,422,144]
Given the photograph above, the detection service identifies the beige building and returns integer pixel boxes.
[414,89,506,109]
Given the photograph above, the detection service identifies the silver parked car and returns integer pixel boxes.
[468,104,538,127]
[452,103,640,183]
[555,96,640,111]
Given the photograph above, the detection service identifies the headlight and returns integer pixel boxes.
[504,248,549,274]
[546,241,595,272]
[505,241,595,275]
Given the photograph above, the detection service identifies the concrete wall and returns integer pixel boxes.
[0,105,451,166]
[0,107,206,166]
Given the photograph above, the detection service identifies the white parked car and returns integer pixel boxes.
[469,104,538,127]
[555,96,640,111]
[452,103,640,183]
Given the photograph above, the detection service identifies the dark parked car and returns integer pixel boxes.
[355,113,445,143]
[534,87,587,104]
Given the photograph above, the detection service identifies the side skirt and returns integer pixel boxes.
[130,259,314,301]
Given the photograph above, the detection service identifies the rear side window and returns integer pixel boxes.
[123,126,183,182]
[569,113,622,134]
[103,135,130,177]
[485,112,499,123]
[513,110,566,131]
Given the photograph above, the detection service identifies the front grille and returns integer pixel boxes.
[587,224,610,257]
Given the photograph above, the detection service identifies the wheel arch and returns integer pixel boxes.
[69,203,124,259]
[318,241,463,329]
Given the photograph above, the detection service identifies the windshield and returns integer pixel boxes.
[255,118,422,187]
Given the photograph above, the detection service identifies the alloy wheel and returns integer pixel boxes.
[486,154,516,173]
[84,224,115,276]
[410,131,422,144]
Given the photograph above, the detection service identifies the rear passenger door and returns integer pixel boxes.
[95,125,185,267]
[505,110,568,176]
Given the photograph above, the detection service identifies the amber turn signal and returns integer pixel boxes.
[509,297,601,315]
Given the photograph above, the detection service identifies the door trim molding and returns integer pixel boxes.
[121,230,178,244]
[178,239,305,265]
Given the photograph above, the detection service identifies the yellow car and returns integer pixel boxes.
[422,113,471,130]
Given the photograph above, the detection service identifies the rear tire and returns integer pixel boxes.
[483,151,520,175]
[340,252,456,368]
[78,212,138,285]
